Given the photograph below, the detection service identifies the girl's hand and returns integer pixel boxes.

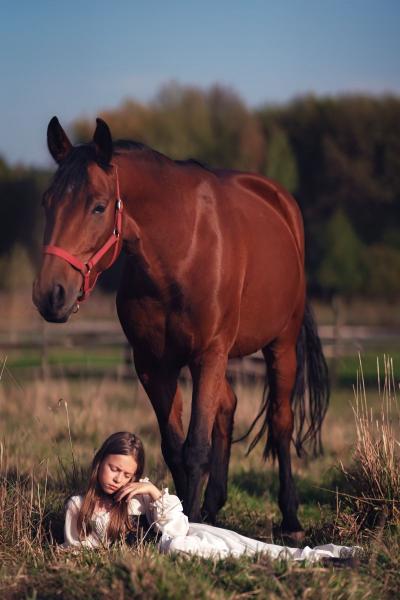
[114,481,162,503]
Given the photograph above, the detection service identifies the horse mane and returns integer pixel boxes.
[113,139,154,153]
[49,139,214,200]
[113,140,167,167]
[174,157,212,172]
[114,140,212,172]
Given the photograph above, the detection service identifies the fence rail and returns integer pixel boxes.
[1,322,399,383]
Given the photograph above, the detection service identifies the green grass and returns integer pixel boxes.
[3,546,399,600]
[330,352,400,386]
[4,347,124,370]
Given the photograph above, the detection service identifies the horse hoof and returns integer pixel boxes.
[281,530,305,546]
[320,557,360,569]
[201,508,217,524]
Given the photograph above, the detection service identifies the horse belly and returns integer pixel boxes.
[229,213,304,358]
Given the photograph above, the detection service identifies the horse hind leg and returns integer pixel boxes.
[202,378,237,523]
[263,340,304,539]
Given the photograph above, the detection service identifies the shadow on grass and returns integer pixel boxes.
[42,504,65,544]
[231,468,350,507]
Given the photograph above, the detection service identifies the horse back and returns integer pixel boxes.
[221,171,304,260]
[212,170,306,356]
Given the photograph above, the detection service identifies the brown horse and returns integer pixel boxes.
[33,117,329,539]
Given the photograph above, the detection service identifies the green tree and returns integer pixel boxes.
[264,126,298,193]
[318,209,366,298]
[317,209,367,384]
[364,244,400,298]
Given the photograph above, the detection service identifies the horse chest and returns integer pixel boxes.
[117,296,196,362]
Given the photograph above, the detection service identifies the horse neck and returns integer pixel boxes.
[115,151,189,258]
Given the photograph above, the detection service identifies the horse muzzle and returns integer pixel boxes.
[32,278,78,323]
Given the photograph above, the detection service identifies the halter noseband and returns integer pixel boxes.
[43,165,123,306]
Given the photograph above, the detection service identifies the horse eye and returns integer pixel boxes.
[93,204,106,214]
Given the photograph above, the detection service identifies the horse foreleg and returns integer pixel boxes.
[202,378,237,523]
[263,343,304,538]
[183,348,227,522]
[134,356,187,500]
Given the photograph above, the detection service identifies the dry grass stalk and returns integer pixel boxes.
[0,445,50,559]
[0,356,7,382]
[339,354,400,531]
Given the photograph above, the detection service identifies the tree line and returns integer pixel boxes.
[1,83,400,300]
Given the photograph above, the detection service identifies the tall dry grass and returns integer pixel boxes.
[0,443,51,559]
[339,355,400,532]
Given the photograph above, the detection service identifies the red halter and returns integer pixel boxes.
[43,165,123,304]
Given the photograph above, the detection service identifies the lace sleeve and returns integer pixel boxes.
[145,487,189,537]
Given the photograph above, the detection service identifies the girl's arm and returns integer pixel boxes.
[116,479,189,538]
[115,480,162,503]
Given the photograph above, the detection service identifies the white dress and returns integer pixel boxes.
[63,479,356,562]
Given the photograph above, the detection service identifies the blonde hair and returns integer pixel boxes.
[77,432,145,543]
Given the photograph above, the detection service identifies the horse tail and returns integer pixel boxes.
[234,301,330,459]
[289,301,330,457]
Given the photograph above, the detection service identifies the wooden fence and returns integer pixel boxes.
[1,322,399,383]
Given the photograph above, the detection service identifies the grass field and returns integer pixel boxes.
[1,355,400,599]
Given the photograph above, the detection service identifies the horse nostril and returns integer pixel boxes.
[50,284,66,311]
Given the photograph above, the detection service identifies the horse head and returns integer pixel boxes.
[32,117,123,322]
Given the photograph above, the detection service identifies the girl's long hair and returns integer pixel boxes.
[77,431,145,543]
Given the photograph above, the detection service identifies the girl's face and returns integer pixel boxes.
[98,453,138,494]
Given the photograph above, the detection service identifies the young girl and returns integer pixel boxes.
[63,431,357,562]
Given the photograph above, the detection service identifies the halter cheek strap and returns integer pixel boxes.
[43,165,123,304]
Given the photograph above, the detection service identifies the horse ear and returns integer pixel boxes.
[47,116,73,164]
[93,118,113,165]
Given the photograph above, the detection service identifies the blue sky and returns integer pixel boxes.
[1,0,399,167]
